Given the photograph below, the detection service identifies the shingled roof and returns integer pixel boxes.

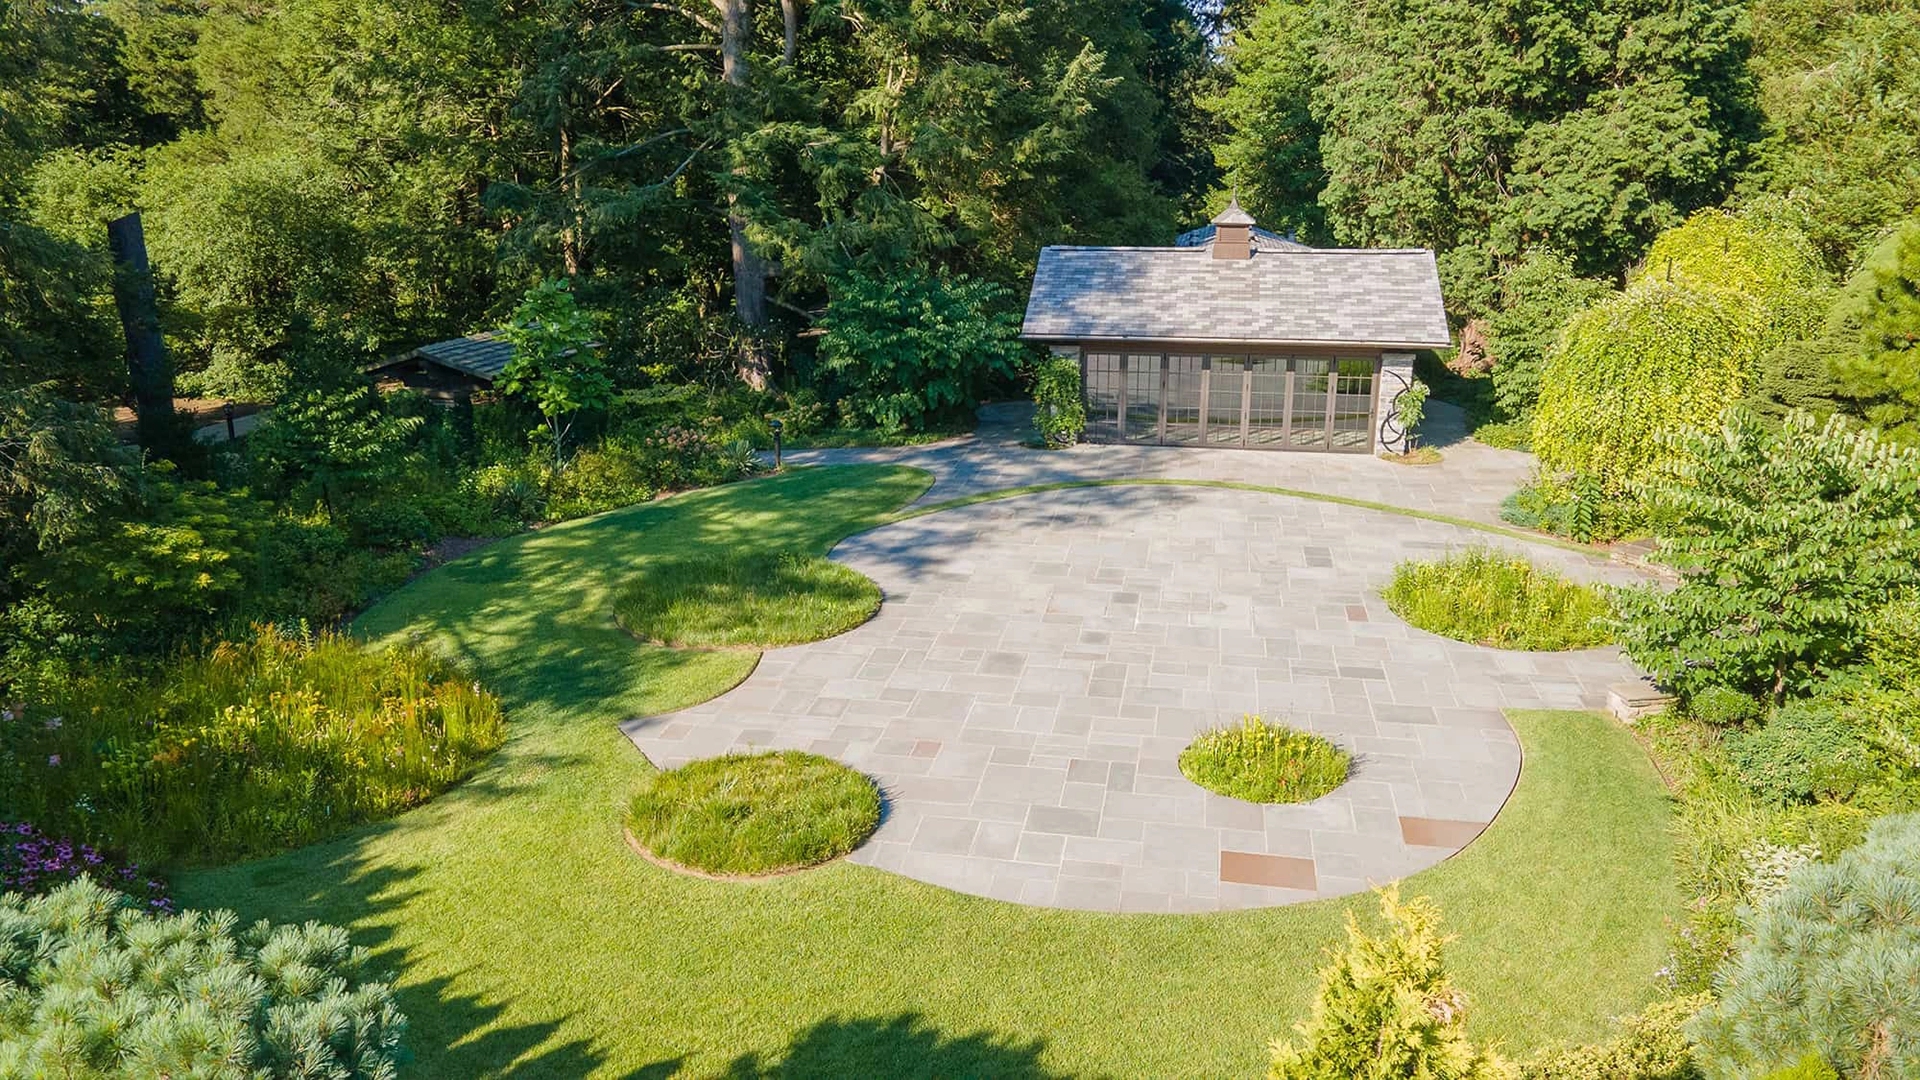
[1020,244,1451,350]
[408,332,513,383]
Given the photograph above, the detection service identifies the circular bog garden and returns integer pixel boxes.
[1179,716,1351,804]
[1383,547,1614,651]
[612,550,881,648]
[626,750,882,876]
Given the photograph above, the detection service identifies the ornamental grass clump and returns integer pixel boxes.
[626,751,881,876]
[613,550,881,648]
[0,879,406,1077]
[0,624,506,866]
[1180,716,1350,804]
[1383,547,1614,651]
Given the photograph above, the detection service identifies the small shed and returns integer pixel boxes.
[1021,199,1450,454]
[368,332,513,402]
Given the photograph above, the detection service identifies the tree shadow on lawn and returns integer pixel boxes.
[710,1013,1062,1080]
[191,815,624,1078]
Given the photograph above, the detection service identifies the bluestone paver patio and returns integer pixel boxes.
[622,480,1649,912]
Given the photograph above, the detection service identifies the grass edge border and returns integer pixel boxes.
[884,477,1597,555]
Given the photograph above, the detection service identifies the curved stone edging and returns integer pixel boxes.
[621,483,1647,912]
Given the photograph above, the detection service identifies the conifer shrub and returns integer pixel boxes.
[1269,887,1511,1080]
[0,879,406,1077]
[1689,812,1920,1079]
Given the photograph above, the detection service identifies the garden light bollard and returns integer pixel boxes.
[769,417,783,470]
[223,401,237,441]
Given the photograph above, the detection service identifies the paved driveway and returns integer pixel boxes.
[622,483,1646,912]
[781,399,1535,527]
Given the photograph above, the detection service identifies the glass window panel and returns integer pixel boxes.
[1289,357,1331,448]
[1247,356,1288,446]
[1124,354,1162,442]
[1207,355,1247,445]
[1164,355,1204,444]
[1331,357,1375,449]
[1084,352,1122,442]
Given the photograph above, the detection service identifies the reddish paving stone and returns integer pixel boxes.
[1219,850,1317,891]
[1399,816,1489,848]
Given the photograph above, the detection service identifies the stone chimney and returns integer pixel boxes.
[1211,195,1255,260]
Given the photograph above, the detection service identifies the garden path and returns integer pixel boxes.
[622,480,1649,912]
[778,399,1533,526]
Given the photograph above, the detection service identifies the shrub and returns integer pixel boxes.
[626,751,881,875]
[247,382,422,514]
[817,268,1024,433]
[1521,994,1710,1080]
[1393,378,1430,444]
[1725,699,1886,806]
[469,459,551,523]
[1612,411,1920,700]
[1179,717,1350,804]
[0,879,406,1076]
[1269,887,1510,1080]
[547,442,655,519]
[1032,354,1085,447]
[0,821,171,912]
[1689,812,1920,1079]
[28,478,268,650]
[0,625,506,865]
[612,550,880,648]
[1383,547,1613,651]
[1689,685,1763,728]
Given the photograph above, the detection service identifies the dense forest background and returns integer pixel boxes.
[6,0,1916,405]
[3,0,1919,669]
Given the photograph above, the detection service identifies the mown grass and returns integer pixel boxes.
[1384,547,1615,650]
[1,625,504,866]
[171,469,1680,1077]
[1179,716,1351,804]
[627,751,881,875]
[611,550,879,648]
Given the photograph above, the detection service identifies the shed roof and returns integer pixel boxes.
[409,332,513,383]
[1020,245,1451,350]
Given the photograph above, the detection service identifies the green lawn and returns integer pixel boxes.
[175,466,1681,1078]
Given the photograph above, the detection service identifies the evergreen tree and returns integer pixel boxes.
[1833,221,1920,443]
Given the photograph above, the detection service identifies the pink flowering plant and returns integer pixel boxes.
[1,820,172,912]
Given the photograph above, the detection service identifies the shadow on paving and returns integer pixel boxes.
[707,1013,1062,1079]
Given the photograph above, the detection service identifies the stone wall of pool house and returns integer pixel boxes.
[1376,351,1417,455]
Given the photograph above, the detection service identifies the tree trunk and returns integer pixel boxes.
[715,0,771,389]
[559,124,585,277]
[780,0,800,67]
[106,213,177,453]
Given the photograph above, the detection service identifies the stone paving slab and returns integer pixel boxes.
[780,399,1535,527]
[622,484,1648,912]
